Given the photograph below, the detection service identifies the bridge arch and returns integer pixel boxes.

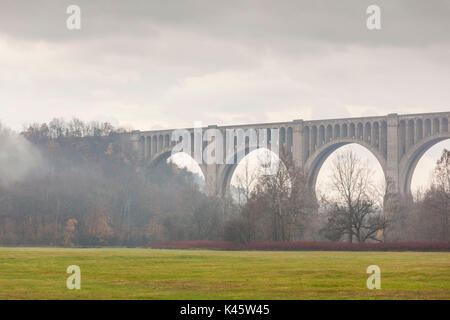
[305,138,387,192]
[399,134,450,195]
[219,147,288,197]
[146,139,205,173]
[148,148,174,168]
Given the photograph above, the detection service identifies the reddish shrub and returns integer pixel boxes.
[146,241,450,252]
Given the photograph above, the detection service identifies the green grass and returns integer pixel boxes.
[0,247,449,299]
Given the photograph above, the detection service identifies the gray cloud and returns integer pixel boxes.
[1,0,449,46]
[0,0,449,190]
[0,0,449,132]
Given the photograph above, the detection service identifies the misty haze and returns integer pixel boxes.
[0,0,448,303]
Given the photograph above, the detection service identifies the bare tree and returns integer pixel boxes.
[380,150,449,242]
[234,157,259,208]
[321,149,389,242]
[234,150,317,242]
[433,149,450,193]
[420,149,450,241]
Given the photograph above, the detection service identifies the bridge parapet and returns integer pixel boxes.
[396,112,450,160]
[302,116,388,164]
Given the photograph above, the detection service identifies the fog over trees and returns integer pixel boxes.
[0,118,448,246]
[0,119,235,246]
[385,149,450,242]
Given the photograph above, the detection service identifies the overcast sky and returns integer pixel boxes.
[0,0,449,190]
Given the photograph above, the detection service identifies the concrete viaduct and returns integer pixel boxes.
[120,112,450,198]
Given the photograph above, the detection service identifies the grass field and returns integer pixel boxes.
[0,247,449,299]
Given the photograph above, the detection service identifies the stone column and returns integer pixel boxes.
[204,164,218,196]
[203,125,221,197]
[143,136,148,160]
[292,119,304,168]
[386,113,401,194]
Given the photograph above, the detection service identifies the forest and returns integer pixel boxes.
[0,118,448,246]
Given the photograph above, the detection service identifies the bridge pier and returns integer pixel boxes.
[386,113,401,195]
[292,119,304,168]
[202,164,220,197]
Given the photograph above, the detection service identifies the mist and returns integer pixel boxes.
[0,122,44,186]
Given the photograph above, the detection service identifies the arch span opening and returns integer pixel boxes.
[314,144,386,202]
[151,151,206,191]
[228,148,289,203]
[410,139,450,195]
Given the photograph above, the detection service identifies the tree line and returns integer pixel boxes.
[0,119,235,246]
[0,118,448,246]
[229,146,449,243]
